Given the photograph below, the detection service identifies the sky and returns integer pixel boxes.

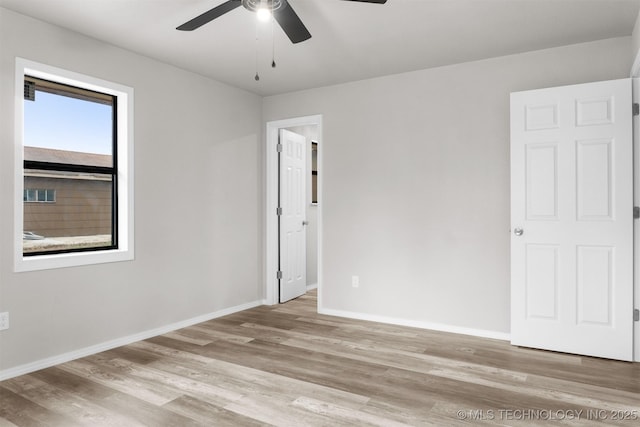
[24,90,113,155]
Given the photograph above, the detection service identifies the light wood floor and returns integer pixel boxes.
[1,290,639,426]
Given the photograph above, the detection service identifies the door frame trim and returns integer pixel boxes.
[632,78,640,362]
[631,54,640,362]
[265,115,323,306]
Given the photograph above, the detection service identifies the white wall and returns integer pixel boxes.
[0,8,263,373]
[263,37,633,336]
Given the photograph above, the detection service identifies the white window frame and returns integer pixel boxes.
[14,58,134,272]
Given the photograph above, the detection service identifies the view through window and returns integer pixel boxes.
[23,76,117,255]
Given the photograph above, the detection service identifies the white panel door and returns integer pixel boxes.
[510,79,633,361]
[279,129,307,303]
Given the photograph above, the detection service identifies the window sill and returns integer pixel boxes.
[15,247,134,273]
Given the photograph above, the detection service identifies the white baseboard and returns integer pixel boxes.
[0,299,264,381]
[318,307,511,342]
[306,283,318,291]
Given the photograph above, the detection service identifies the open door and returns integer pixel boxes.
[510,78,634,361]
[279,129,307,302]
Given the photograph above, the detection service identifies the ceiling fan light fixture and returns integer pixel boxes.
[256,7,272,22]
[242,0,286,17]
[178,0,388,43]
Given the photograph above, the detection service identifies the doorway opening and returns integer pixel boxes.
[265,115,323,307]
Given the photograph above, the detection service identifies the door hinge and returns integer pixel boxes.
[277,270,283,280]
[276,143,283,153]
[634,309,639,322]
[634,103,639,116]
[634,207,640,219]
[276,207,283,216]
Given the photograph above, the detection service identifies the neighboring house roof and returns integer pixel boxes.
[24,146,112,168]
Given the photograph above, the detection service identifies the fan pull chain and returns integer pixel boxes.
[254,22,259,81]
[271,9,276,68]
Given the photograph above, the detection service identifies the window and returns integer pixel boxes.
[24,189,56,203]
[23,76,116,255]
[15,59,134,271]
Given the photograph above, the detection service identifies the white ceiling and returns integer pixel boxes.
[1,0,639,96]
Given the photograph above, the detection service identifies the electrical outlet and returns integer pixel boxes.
[352,275,359,288]
[0,312,9,331]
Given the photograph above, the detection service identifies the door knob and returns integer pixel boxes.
[514,227,524,236]
[302,221,309,226]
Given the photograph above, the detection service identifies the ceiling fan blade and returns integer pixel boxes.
[274,3,312,44]
[176,0,242,31]
[341,0,387,3]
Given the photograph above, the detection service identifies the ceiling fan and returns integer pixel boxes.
[177,0,388,44]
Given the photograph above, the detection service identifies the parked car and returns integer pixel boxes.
[23,231,44,240]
